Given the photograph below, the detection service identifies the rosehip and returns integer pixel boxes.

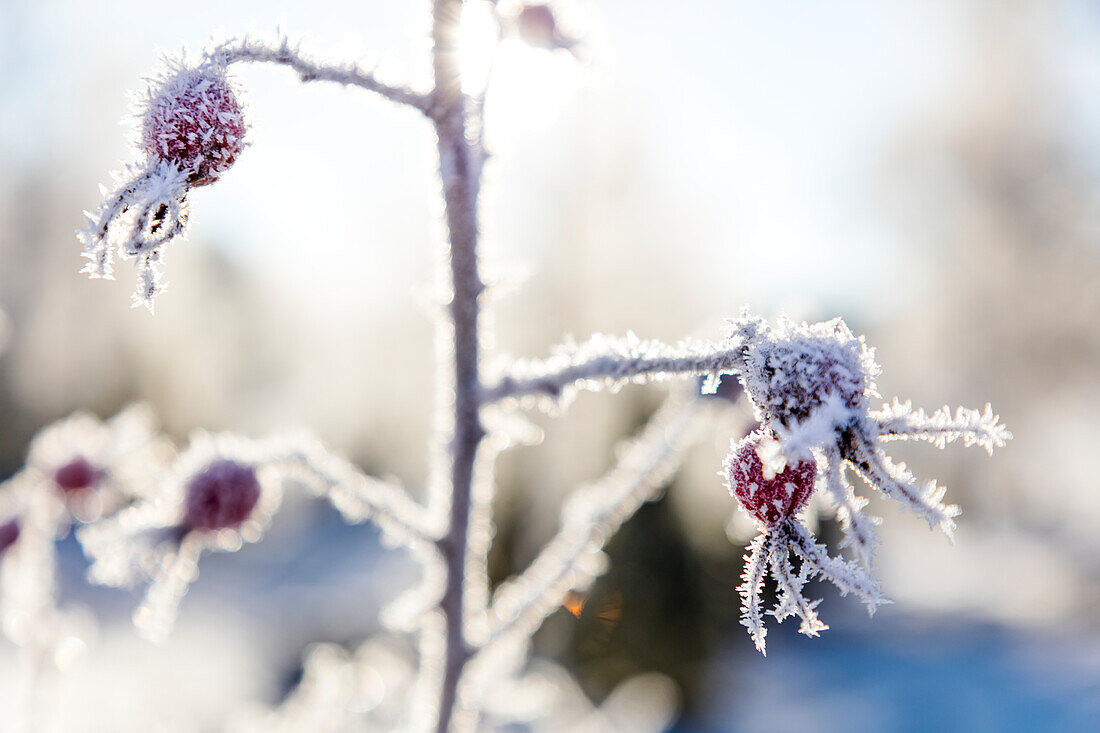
[728,430,816,526]
[140,61,246,187]
[182,459,261,532]
[54,456,101,493]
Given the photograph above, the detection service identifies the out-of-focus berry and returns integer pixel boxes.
[182,459,261,532]
[54,456,101,493]
[514,4,579,54]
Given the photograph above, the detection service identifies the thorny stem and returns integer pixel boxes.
[220,37,432,112]
[432,1,485,730]
[482,338,749,404]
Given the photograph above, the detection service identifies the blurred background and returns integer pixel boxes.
[1,0,1099,730]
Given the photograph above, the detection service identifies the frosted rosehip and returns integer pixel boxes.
[139,60,246,187]
[0,519,20,556]
[54,456,102,493]
[182,459,261,532]
[728,430,816,526]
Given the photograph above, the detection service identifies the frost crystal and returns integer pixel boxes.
[77,53,247,310]
[726,314,1011,653]
[138,57,247,187]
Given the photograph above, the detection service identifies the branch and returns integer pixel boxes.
[482,334,746,407]
[483,391,704,646]
[268,435,437,550]
[216,36,432,113]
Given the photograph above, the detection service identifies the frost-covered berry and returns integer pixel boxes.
[182,459,261,532]
[54,456,101,493]
[736,315,876,430]
[0,519,20,556]
[79,54,249,309]
[728,430,816,526]
[139,58,247,187]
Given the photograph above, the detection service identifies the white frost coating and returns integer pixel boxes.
[872,400,1011,454]
[79,431,284,642]
[483,390,705,646]
[213,34,431,111]
[79,429,434,643]
[229,631,680,733]
[730,313,1011,544]
[28,403,172,510]
[77,48,248,310]
[266,433,437,548]
[727,313,1010,653]
[820,449,881,569]
[63,1,1015,721]
[482,332,748,409]
[737,518,887,656]
[736,532,771,654]
[0,402,174,699]
[767,532,827,637]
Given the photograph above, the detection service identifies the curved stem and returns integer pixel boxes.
[218,36,432,112]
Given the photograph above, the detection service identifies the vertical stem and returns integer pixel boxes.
[432,1,485,730]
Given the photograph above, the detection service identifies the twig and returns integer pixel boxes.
[217,36,432,113]
[482,334,747,406]
[483,392,703,646]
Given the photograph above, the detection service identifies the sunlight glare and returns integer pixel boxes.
[459,1,500,94]
[485,40,579,136]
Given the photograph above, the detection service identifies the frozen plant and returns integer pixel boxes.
[76,53,247,309]
[726,314,1009,653]
[0,1,1014,730]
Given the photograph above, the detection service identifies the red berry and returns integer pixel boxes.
[728,430,816,526]
[141,64,246,187]
[183,459,261,532]
[55,456,101,493]
[0,519,20,556]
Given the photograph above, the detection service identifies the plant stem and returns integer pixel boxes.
[432,1,486,730]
